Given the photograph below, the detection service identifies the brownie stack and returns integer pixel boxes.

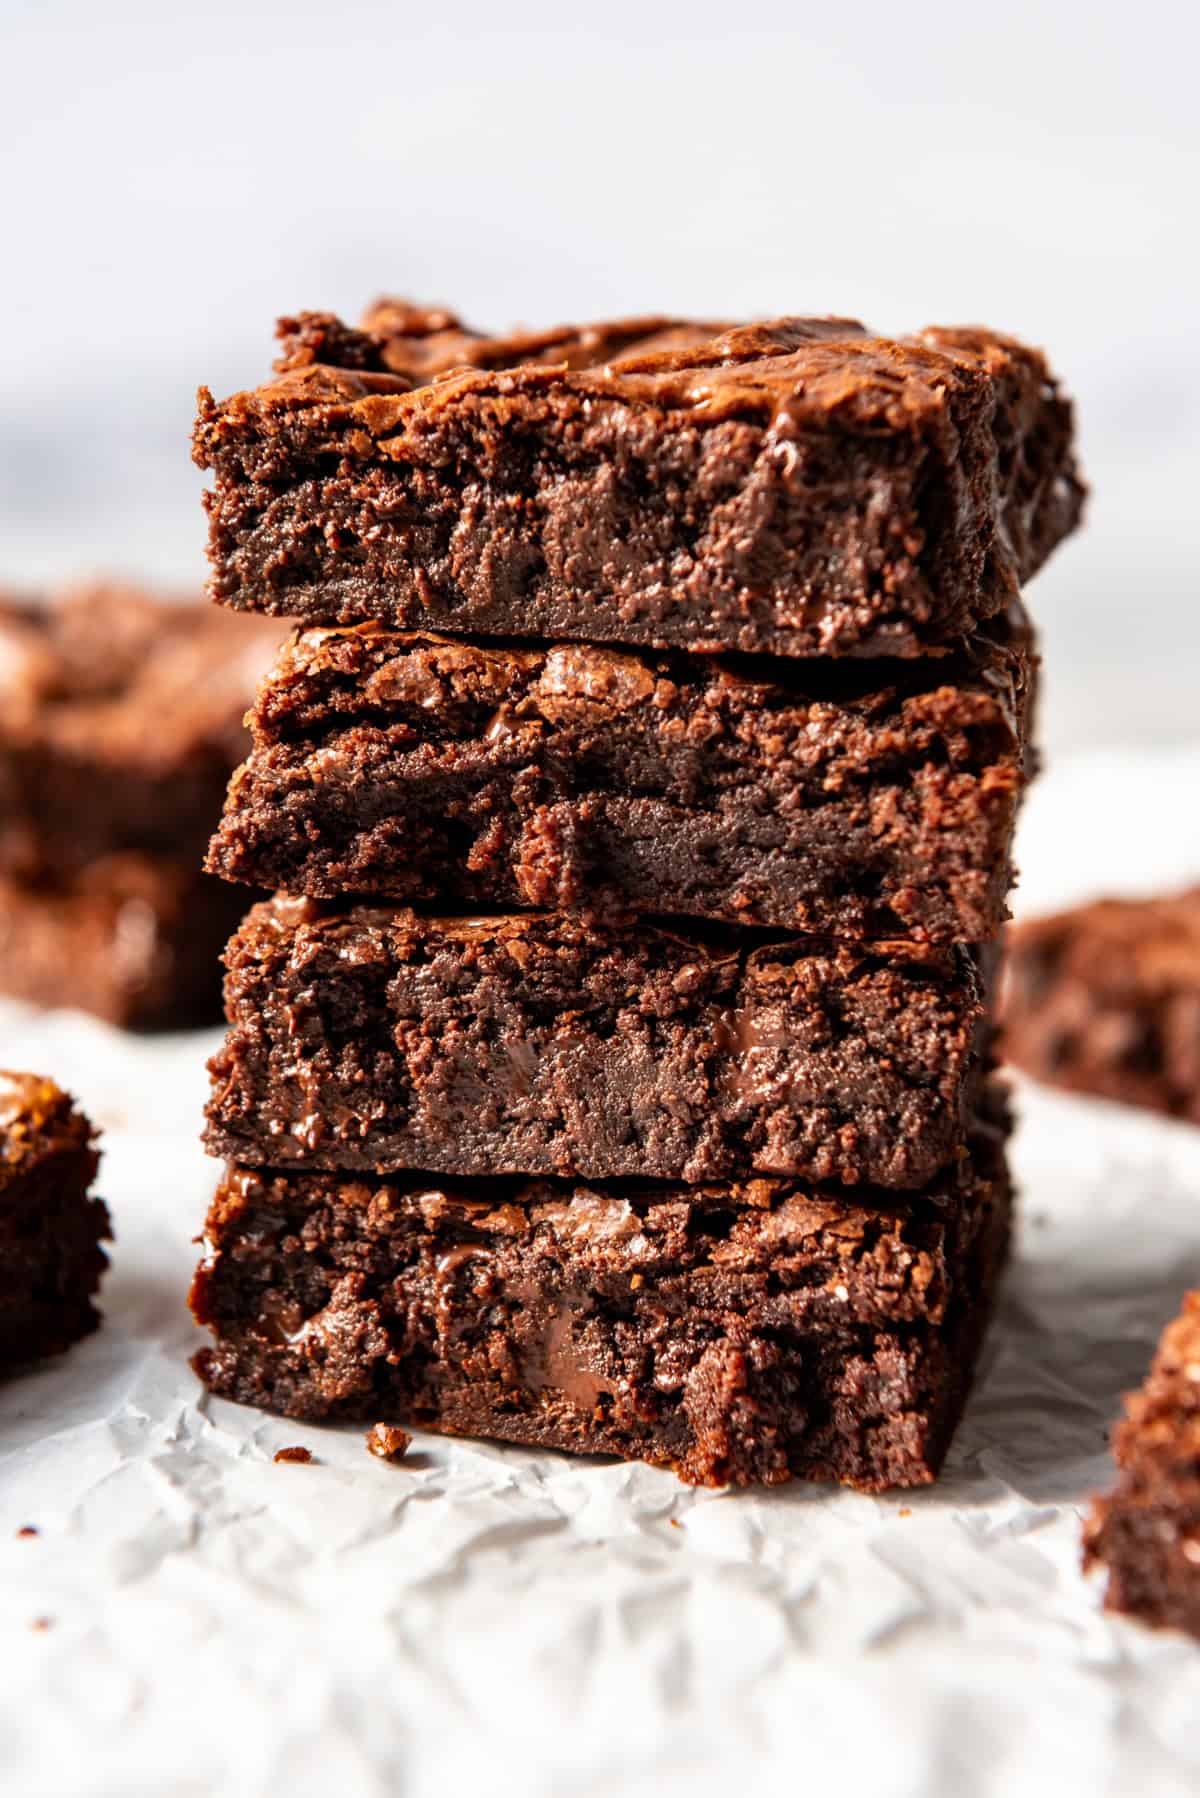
[188,303,1083,1488]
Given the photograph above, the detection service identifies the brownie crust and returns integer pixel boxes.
[1084,1291,1200,1638]
[209,604,1034,941]
[190,1111,1012,1490]
[206,899,993,1188]
[1003,889,1200,1120]
[0,856,251,1033]
[0,583,280,882]
[194,302,1083,657]
[0,1072,109,1370]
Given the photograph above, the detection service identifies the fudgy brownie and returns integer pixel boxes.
[208,602,1034,941]
[0,1072,109,1370]
[190,1103,1012,1489]
[205,899,994,1188]
[0,856,250,1033]
[194,301,1083,657]
[1003,889,1200,1120]
[0,583,280,881]
[1084,1291,1200,1638]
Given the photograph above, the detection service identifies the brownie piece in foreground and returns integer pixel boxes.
[0,1072,108,1370]
[209,602,1035,941]
[194,301,1083,657]
[206,899,993,1188]
[1084,1291,1200,1638]
[1004,889,1200,1120]
[0,582,280,881]
[0,856,250,1032]
[190,1106,1011,1489]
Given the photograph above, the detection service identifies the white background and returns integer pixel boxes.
[2,0,1198,757]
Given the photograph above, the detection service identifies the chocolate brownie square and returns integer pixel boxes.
[0,583,279,1029]
[208,601,1035,941]
[0,857,251,1033]
[0,582,279,881]
[194,302,1083,657]
[1004,889,1200,1120]
[205,900,995,1189]
[191,1101,1012,1489]
[0,1072,109,1370]
[1084,1291,1200,1638]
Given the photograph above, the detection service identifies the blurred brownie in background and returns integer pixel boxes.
[0,1070,109,1369]
[1003,889,1200,1121]
[0,583,280,1030]
[1084,1290,1200,1639]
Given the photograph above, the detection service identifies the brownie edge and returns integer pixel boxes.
[1083,1291,1200,1639]
[190,1110,1012,1490]
[0,1071,109,1370]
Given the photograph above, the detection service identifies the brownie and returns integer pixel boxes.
[0,856,250,1033]
[1003,889,1200,1120]
[208,601,1034,942]
[0,582,280,881]
[1084,1291,1200,1638]
[194,301,1083,657]
[0,1072,109,1370]
[205,898,994,1188]
[190,1102,1012,1489]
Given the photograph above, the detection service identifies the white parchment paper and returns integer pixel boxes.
[4,748,1200,1798]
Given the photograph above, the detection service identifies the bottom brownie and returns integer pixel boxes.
[1084,1292,1200,1638]
[190,1108,1011,1490]
[0,855,250,1032]
[0,1072,109,1370]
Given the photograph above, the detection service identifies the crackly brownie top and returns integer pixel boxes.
[0,1070,96,1196]
[250,596,1033,745]
[254,296,1061,436]
[0,583,282,768]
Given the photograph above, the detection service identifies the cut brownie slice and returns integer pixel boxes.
[1003,889,1200,1120]
[0,1072,109,1370]
[208,601,1034,941]
[190,1104,1012,1489]
[194,301,1083,657]
[0,582,280,882]
[0,856,251,1033]
[205,899,994,1188]
[1084,1291,1200,1638]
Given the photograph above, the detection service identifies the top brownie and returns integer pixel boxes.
[194,301,1084,657]
[0,583,281,880]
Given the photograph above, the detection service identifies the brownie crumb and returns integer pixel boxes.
[366,1423,411,1462]
[16,1525,39,1538]
[273,1445,313,1465]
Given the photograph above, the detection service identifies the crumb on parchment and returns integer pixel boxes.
[366,1423,411,1462]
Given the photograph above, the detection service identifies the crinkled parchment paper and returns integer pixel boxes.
[4,749,1200,1798]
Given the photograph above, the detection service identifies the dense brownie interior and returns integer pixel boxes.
[208,604,1034,940]
[205,900,994,1188]
[192,1104,1011,1489]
